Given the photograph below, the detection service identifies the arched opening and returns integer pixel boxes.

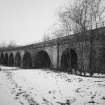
[0,54,1,64]
[15,52,21,67]
[23,52,32,68]
[0,53,5,65]
[9,53,14,66]
[34,51,51,69]
[61,48,78,72]
[4,53,8,66]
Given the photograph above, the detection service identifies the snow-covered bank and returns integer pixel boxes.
[0,65,19,70]
[0,70,21,105]
[0,66,105,105]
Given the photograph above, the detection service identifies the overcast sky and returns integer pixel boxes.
[0,0,68,45]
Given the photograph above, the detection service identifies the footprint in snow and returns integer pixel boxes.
[66,79,71,82]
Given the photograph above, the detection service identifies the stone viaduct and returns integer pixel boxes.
[0,26,105,73]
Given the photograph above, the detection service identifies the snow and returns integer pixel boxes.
[0,70,20,105]
[0,66,105,105]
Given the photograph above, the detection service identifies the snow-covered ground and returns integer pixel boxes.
[0,66,105,105]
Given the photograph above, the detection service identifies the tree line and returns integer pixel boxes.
[43,0,105,41]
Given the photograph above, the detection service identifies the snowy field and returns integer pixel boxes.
[0,66,105,105]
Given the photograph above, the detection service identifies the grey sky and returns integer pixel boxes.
[0,0,68,45]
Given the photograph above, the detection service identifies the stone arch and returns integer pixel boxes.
[0,52,5,65]
[34,50,52,69]
[61,48,78,72]
[4,53,8,66]
[23,51,32,68]
[9,53,14,66]
[15,52,21,67]
[0,53,1,64]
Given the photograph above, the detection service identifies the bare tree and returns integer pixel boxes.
[7,41,17,48]
[0,42,7,48]
[0,41,17,49]
[42,34,51,42]
[52,29,65,38]
[59,0,105,33]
